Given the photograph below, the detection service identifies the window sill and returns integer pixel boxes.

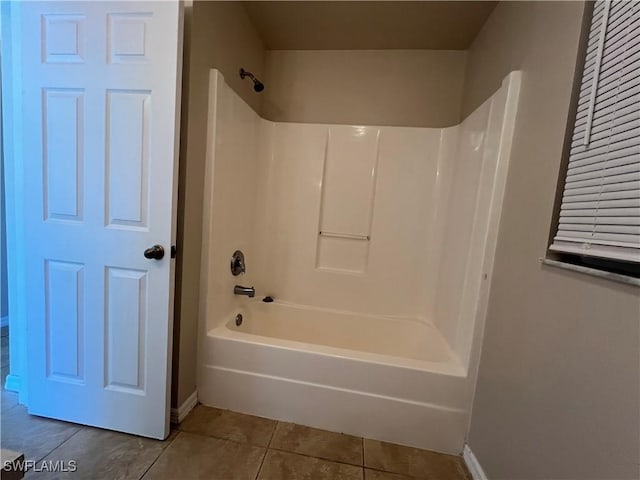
[540,258,640,287]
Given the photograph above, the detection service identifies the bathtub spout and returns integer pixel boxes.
[234,285,255,298]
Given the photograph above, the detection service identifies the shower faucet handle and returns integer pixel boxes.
[230,250,246,276]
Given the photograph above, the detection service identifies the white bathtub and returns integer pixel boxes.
[198,301,473,454]
[198,70,522,454]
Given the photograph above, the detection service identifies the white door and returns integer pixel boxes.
[17,1,182,439]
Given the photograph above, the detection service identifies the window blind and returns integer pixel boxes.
[551,0,640,264]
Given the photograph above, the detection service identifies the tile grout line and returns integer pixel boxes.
[362,437,365,479]
[181,419,367,472]
[1,389,20,414]
[267,421,278,448]
[363,466,416,479]
[137,430,183,480]
[1,403,20,414]
[267,445,365,469]
[180,407,368,468]
[177,427,272,448]
[254,421,279,480]
[24,424,84,473]
[363,463,470,479]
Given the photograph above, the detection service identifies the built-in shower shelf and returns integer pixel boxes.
[315,126,380,273]
[319,231,370,241]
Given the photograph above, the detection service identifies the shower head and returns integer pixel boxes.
[239,68,265,93]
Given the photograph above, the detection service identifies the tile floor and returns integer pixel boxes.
[2,398,471,480]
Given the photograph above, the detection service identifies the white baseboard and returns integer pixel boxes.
[0,316,8,328]
[170,390,198,424]
[463,444,488,480]
[4,374,21,393]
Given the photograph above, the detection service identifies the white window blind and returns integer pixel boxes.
[551,0,640,264]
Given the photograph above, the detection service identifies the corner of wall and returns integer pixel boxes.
[173,0,267,408]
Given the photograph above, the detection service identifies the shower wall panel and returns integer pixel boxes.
[253,123,442,318]
[203,69,521,369]
[432,75,518,364]
[200,72,262,332]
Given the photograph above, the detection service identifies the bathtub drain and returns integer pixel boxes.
[235,314,243,326]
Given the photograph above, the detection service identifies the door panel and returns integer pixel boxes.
[105,267,147,394]
[45,260,84,384]
[43,89,84,222]
[106,90,151,228]
[20,1,181,439]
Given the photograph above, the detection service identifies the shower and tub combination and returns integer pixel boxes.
[198,68,521,453]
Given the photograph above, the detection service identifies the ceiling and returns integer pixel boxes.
[243,1,498,51]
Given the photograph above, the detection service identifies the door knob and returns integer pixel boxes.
[144,245,165,260]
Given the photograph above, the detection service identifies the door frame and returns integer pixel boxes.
[1,0,28,405]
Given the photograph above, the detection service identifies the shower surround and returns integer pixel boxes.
[198,69,521,453]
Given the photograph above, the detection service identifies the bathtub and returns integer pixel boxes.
[198,301,473,454]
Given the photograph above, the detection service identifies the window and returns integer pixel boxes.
[550,0,640,277]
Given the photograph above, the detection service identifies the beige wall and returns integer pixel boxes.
[262,50,466,127]
[464,2,640,479]
[173,0,265,407]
